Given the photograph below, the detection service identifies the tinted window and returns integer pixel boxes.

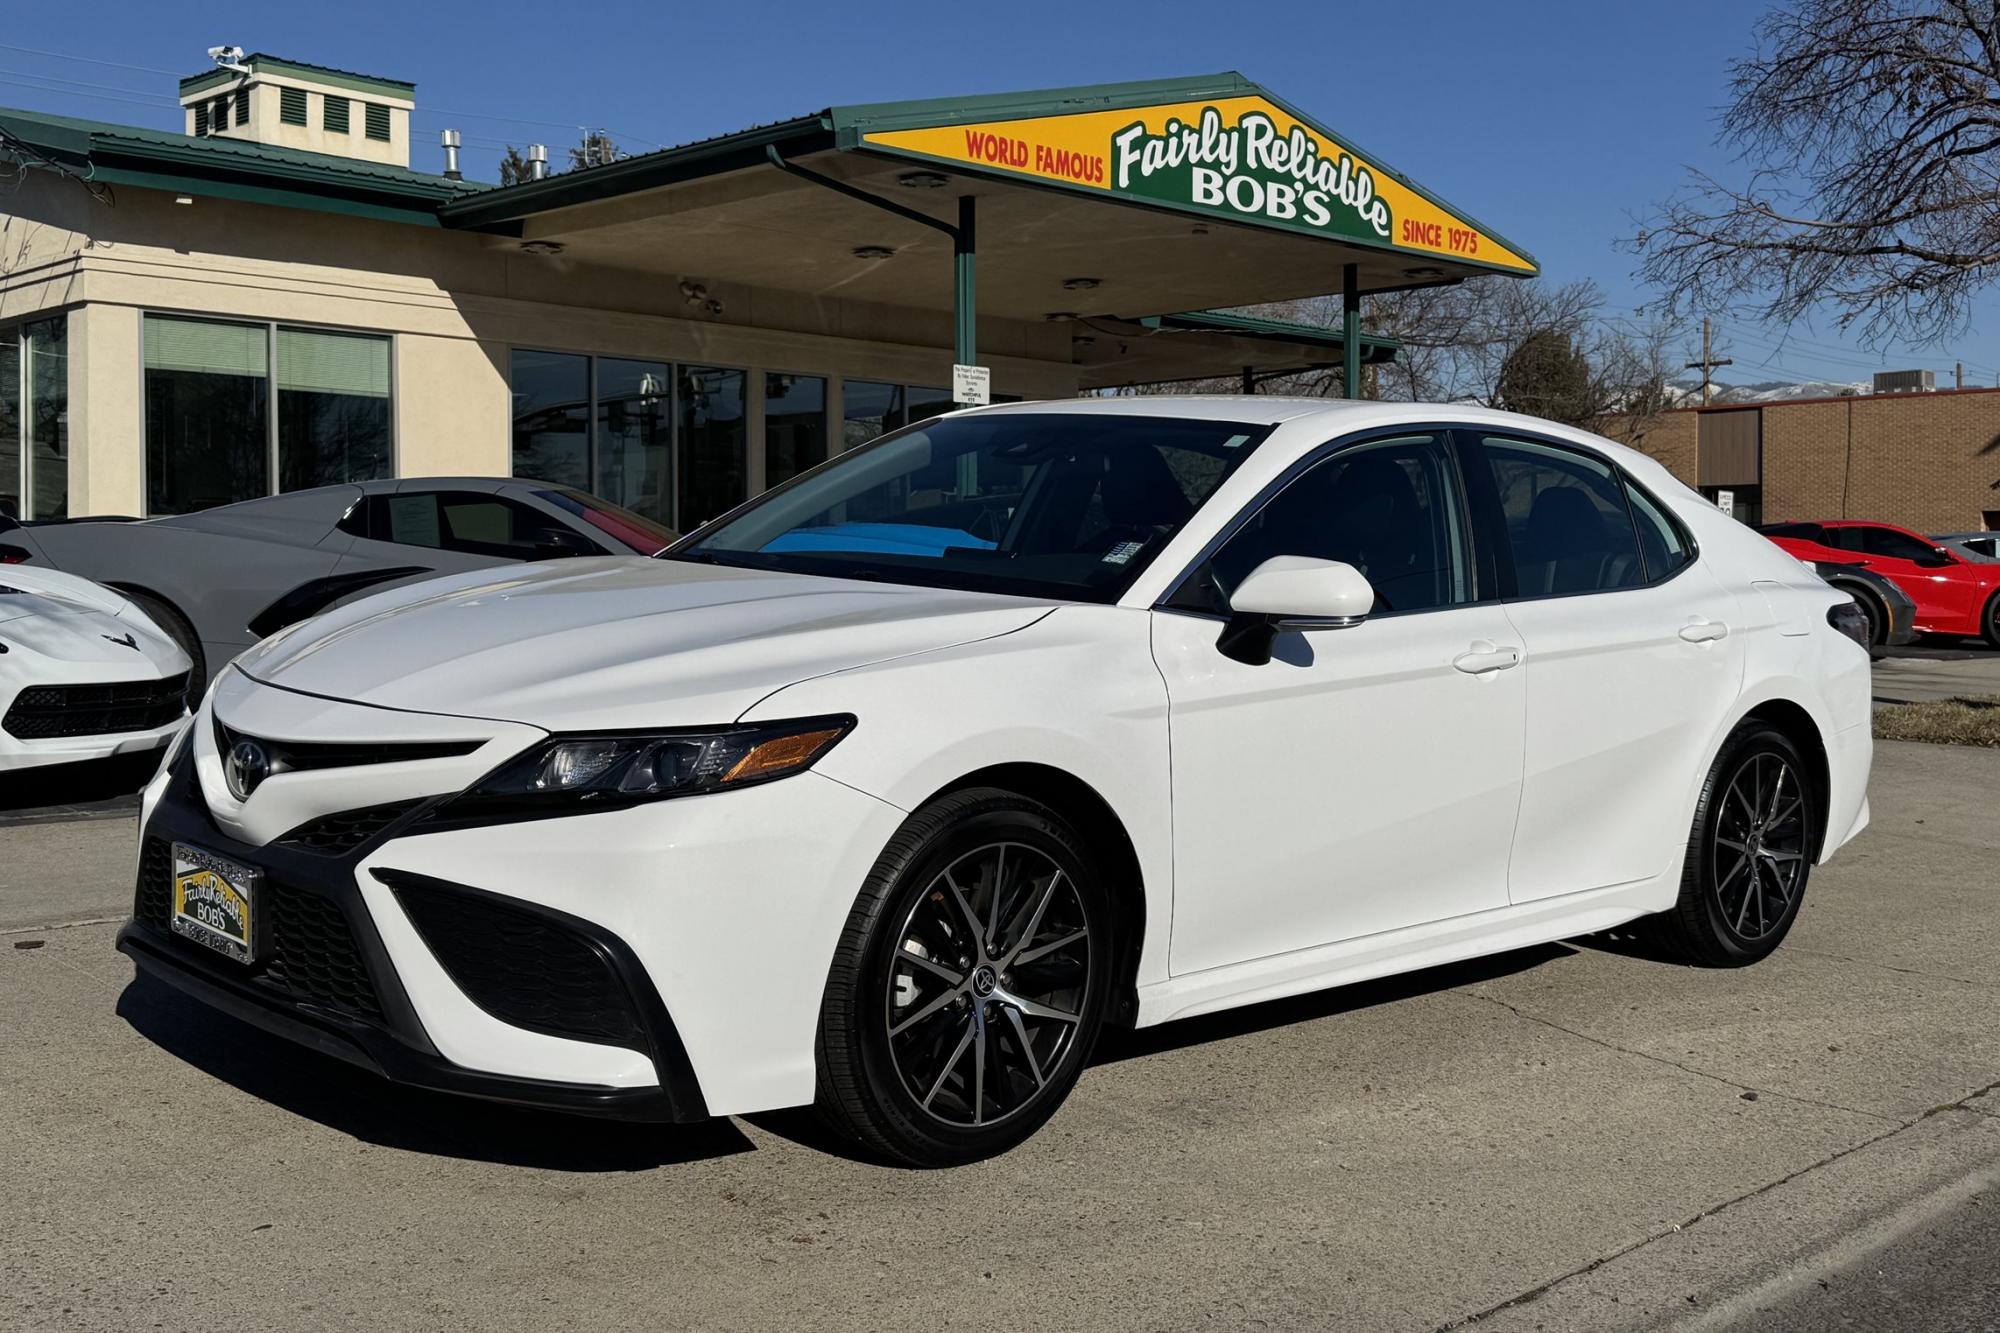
[681,413,1269,602]
[1625,481,1693,581]
[1758,522,1826,542]
[1850,525,1941,563]
[1173,433,1468,616]
[1481,437,1644,597]
[355,491,570,558]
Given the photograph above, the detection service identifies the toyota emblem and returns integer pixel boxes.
[226,739,270,801]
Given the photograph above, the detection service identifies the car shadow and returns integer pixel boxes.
[1091,940,1575,1065]
[747,941,1581,1166]
[116,973,754,1171]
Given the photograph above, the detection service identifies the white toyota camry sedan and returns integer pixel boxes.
[122,399,1873,1166]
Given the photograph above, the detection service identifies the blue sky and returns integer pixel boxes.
[5,0,1995,388]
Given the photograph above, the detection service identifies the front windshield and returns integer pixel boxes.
[671,412,1271,601]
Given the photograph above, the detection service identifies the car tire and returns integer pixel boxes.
[814,787,1111,1166]
[1849,587,1886,649]
[1982,591,2000,650]
[1642,722,1818,967]
[121,589,206,703]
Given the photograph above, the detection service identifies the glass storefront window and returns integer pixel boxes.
[277,327,390,493]
[0,317,69,520]
[678,365,746,529]
[842,380,901,453]
[841,380,953,454]
[764,373,827,488]
[0,328,19,520]
[510,350,590,493]
[145,315,269,515]
[595,358,672,523]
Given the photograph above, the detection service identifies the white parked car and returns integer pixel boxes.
[122,399,1873,1165]
[1,565,191,775]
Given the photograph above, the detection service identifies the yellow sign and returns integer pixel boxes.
[863,95,1535,274]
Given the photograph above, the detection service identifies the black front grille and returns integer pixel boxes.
[6,672,188,739]
[214,719,481,773]
[134,836,383,1021]
[393,880,647,1052]
[277,801,422,855]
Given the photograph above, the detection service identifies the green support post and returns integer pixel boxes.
[1342,262,1361,400]
[954,195,976,381]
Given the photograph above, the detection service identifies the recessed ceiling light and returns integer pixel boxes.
[1043,311,1081,322]
[852,245,894,259]
[1072,335,1096,347]
[897,171,950,189]
[1190,224,1209,236]
[1403,265,1446,279]
[1061,277,1101,291]
[520,240,565,256]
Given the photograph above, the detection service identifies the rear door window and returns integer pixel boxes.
[1475,436,1646,597]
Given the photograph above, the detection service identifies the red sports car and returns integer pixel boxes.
[1759,520,2000,646]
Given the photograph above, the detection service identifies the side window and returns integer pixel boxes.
[437,494,563,557]
[1852,525,1939,563]
[1480,437,1644,597]
[1624,480,1694,581]
[1759,522,1825,543]
[1171,433,1469,616]
[358,491,563,558]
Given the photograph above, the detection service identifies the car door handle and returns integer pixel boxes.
[1453,641,1522,674]
[1679,618,1730,644]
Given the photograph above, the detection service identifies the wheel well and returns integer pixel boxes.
[1741,699,1832,857]
[929,763,1146,1027]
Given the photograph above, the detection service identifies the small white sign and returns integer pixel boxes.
[1714,489,1735,517]
[952,363,992,406]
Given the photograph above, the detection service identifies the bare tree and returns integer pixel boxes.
[1111,275,1679,434]
[1636,0,2000,345]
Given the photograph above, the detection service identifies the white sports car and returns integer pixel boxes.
[121,399,1873,1165]
[1,565,191,774]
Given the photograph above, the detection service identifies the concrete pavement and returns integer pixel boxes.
[2,741,1997,1331]
[1872,650,2000,704]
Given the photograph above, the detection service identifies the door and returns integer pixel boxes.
[1828,523,1973,628]
[1154,431,1526,976]
[1464,433,1745,903]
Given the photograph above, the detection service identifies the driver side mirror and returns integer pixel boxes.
[1217,556,1375,665]
[1924,546,1959,567]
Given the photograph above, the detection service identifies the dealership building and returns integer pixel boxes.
[0,55,1537,531]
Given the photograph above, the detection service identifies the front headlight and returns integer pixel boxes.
[445,715,855,817]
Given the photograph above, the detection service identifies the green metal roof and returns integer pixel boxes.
[180,53,415,99]
[0,105,481,227]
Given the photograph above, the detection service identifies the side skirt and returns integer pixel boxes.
[1135,875,1674,1028]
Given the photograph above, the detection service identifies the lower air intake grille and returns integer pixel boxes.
[392,880,647,1052]
[6,673,187,739]
[277,801,421,855]
[134,836,383,1021]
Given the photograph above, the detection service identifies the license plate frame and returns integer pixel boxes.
[170,842,259,965]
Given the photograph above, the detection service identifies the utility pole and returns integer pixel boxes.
[1685,318,1733,405]
[1955,361,1964,390]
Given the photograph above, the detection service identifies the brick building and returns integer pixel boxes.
[1602,388,2000,535]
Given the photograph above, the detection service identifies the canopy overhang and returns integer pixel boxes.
[438,73,1539,395]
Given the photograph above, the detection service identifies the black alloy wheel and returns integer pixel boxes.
[1644,722,1818,966]
[815,789,1110,1166]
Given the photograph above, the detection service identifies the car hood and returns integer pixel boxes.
[234,557,1056,729]
[0,581,188,672]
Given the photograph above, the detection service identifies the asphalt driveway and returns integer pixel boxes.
[2,740,1996,1332]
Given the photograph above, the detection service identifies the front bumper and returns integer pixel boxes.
[120,749,707,1121]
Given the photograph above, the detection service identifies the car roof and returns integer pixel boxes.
[964,396,1670,472]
